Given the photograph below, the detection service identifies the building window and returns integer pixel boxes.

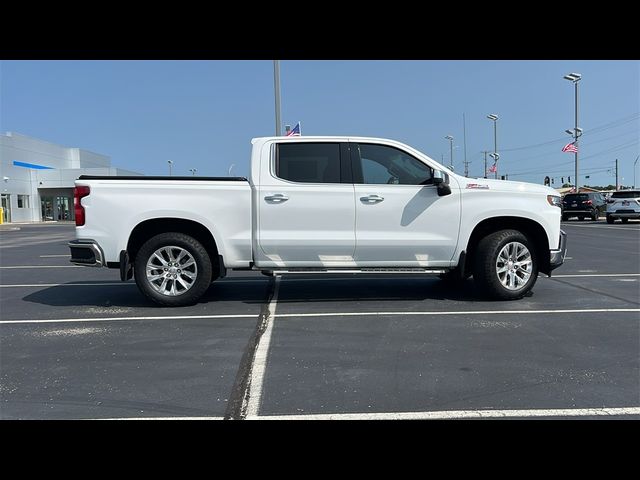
[17,195,29,209]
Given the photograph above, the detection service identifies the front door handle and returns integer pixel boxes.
[265,193,289,203]
[360,194,384,204]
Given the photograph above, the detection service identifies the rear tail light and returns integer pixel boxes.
[74,186,90,226]
[583,200,593,205]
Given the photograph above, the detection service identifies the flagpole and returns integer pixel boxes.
[274,60,282,136]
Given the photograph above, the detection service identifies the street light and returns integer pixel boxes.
[487,114,499,179]
[189,168,197,176]
[634,155,639,189]
[167,160,173,176]
[564,72,582,192]
[444,135,454,170]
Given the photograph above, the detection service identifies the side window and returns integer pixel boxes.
[276,143,341,183]
[356,143,433,185]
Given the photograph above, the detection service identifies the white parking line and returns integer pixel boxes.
[272,309,640,319]
[0,265,83,269]
[0,279,268,288]
[94,416,224,421]
[2,307,637,326]
[250,406,640,420]
[39,254,71,258]
[563,224,640,231]
[0,314,257,325]
[245,276,281,417]
[0,283,131,288]
[552,273,640,278]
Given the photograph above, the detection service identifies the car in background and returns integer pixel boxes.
[606,190,640,224]
[562,192,607,221]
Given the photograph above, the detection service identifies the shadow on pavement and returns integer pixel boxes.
[21,276,490,309]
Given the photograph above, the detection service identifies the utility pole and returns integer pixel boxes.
[274,60,282,136]
[463,113,468,177]
[482,151,489,179]
[444,135,454,170]
[487,114,499,179]
[616,158,619,190]
[167,160,173,176]
[634,155,639,189]
[564,73,582,192]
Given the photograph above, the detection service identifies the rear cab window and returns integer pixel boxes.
[563,194,589,202]
[275,143,342,183]
[611,191,640,199]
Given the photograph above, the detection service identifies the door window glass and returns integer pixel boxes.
[357,144,432,185]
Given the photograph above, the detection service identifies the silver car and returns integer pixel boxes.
[606,190,640,224]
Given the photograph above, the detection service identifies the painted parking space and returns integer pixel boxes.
[1,222,639,420]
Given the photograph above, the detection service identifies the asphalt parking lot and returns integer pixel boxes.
[1,221,639,420]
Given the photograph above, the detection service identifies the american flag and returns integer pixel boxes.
[562,142,578,153]
[488,163,497,173]
[286,122,301,137]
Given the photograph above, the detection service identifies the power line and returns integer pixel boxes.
[498,112,639,152]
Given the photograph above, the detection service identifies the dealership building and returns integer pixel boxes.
[0,132,141,223]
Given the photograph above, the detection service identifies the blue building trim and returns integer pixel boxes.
[13,160,54,170]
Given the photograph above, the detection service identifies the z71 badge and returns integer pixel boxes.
[466,183,490,189]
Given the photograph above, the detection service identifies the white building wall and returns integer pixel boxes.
[0,132,142,222]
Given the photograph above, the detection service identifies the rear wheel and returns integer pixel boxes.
[591,209,598,221]
[473,229,538,300]
[577,215,584,221]
[562,214,568,221]
[621,218,629,224]
[606,214,614,224]
[134,232,213,306]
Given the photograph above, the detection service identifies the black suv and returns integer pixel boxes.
[562,192,607,221]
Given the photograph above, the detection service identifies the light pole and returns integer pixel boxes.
[487,114,499,179]
[634,155,639,189]
[189,168,197,176]
[274,60,282,136]
[564,72,582,192]
[444,135,454,170]
[167,160,173,176]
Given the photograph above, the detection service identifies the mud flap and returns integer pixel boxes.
[120,250,133,281]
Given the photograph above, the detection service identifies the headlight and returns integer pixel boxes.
[547,195,562,208]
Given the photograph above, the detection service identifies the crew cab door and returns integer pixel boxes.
[351,142,461,267]
[256,141,356,267]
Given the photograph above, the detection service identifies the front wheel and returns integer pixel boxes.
[606,214,614,224]
[473,229,538,300]
[134,232,213,306]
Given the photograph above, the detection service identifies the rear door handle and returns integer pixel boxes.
[265,193,289,203]
[360,194,384,204]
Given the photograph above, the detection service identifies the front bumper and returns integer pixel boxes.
[68,240,105,267]
[549,229,567,271]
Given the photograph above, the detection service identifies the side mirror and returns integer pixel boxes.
[433,170,452,196]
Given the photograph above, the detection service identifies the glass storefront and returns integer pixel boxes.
[1,194,11,223]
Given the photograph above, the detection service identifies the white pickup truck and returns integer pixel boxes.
[69,136,567,306]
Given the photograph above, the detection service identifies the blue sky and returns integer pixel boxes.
[1,60,638,186]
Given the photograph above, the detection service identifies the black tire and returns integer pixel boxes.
[473,229,539,300]
[577,215,584,221]
[591,209,598,221]
[621,218,629,224]
[134,232,213,307]
[562,214,568,221]
[606,215,614,224]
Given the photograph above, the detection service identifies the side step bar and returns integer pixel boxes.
[263,268,448,275]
